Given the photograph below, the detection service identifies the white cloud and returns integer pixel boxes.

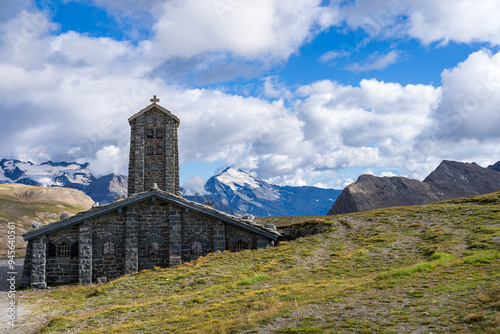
[182,175,207,196]
[89,145,128,177]
[318,50,350,63]
[292,78,441,183]
[168,87,307,179]
[2,2,500,192]
[338,0,500,46]
[345,50,400,72]
[407,0,500,45]
[426,49,500,141]
[151,0,339,61]
[261,76,292,99]
[379,171,398,177]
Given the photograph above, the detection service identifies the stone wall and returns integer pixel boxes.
[128,107,180,195]
[45,225,79,283]
[136,199,170,270]
[181,210,216,262]
[22,198,274,286]
[225,225,261,251]
[91,211,127,281]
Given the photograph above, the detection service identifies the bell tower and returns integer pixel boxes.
[127,96,181,196]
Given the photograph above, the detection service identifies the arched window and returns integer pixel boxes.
[147,146,154,155]
[235,240,248,251]
[57,241,70,257]
[102,241,116,256]
[191,241,203,255]
[149,242,160,256]
[156,146,164,155]
[156,129,164,139]
[146,129,154,138]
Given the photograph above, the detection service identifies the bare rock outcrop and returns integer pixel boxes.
[328,160,500,215]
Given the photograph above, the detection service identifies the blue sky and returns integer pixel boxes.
[1,0,500,194]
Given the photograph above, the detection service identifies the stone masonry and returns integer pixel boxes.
[128,103,180,196]
[21,97,279,288]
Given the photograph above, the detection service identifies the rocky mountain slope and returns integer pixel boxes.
[328,160,500,215]
[185,168,342,217]
[0,183,94,254]
[0,159,127,204]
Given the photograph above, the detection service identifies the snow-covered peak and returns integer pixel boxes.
[215,168,260,192]
[0,159,92,186]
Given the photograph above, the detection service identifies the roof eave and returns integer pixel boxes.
[128,104,180,125]
[23,190,279,241]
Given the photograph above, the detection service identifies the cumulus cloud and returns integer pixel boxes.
[410,50,500,175]
[169,87,307,179]
[89,145,128,177]
[151,0,338,61]
[338,0,500,46]
[407,0,500,45]
[182,175,207,196]
[2,1,500,191]
[426,50,500,140]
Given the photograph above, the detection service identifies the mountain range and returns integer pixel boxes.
[8,158,500,218]
[0,159,341,216]
[328,160,500,215]
[0,159,127,205]
[184,167,342,217]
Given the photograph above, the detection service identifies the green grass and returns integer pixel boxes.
[376,253,456,279]
[22,191,500,333]
[236,273,269,286]
[463,250,500,264]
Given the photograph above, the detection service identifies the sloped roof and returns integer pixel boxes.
[128,103,180,125]
[23,190,279,241]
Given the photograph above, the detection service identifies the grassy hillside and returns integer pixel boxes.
[0,183,94,257]
[22,192,499,333]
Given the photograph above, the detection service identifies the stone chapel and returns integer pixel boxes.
[21,97,279,288]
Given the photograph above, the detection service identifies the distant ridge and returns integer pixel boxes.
[328,160,500,215]
[0,159,341,216]
[184,167,342,217]
[0,159,127,204]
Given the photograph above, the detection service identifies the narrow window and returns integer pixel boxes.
[57,241,70,257]
[191,241,203,255]
[156,146,164,155]
[156,129,164,139]
[47,242,56,257]
[102,241,116,256]
[149,242,160,256]
[146,129,154,138]
[147,146,154,155]
[234,240,248,252]
[71,242,79,257]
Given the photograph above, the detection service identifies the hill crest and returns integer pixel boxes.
[328,160,500,214]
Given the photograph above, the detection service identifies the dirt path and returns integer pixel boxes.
[0,259,48,333]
